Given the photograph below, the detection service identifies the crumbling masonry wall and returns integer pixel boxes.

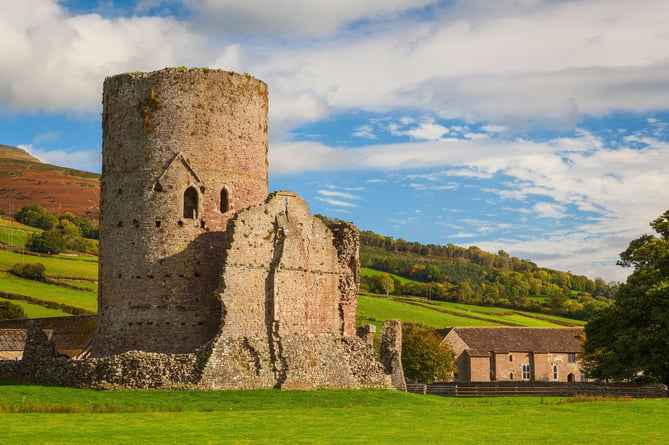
[199,192,389,389]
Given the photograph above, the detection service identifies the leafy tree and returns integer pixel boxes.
[14,204,58,230]
[363,273,396,295]
[401,324,456,383]
[0,301,27,320]
[10,262,47,281]
[582,210,669,385]
[25,230,65,254]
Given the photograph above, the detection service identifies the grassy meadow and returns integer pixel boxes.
[0,383,667,444]
[0,218,97,317]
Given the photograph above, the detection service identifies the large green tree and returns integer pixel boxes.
[582,210,669,385]
[401,324,456,383]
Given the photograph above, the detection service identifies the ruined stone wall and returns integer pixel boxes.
[198,192,390,389]
[379,320,406,390]
[93,68,268,356]
[1,319,398,390]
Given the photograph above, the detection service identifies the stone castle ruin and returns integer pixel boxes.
[0,68,403,390]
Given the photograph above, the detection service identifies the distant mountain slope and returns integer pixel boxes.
[0,145,100,218]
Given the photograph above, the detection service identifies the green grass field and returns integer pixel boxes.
[358,295,501,328]
[358,294,582,329]
[0,272,97,312]
[361,267,419,284]
[0,383,667,444]
[0,249,97,280]
[0,220,98,314]
[0,297,69,318]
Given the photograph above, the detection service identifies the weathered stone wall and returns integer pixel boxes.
[198,192,391,389]
[1,321,395,390]
[379,320,406,390]
[93,68,268,356]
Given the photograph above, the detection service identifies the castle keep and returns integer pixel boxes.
[0,68,401,390]
[94,69,269,356]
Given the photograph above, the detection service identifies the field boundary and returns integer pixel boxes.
[406,381,668,398]
[0,291,94,315]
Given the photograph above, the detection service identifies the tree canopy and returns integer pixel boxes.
[582,210,669,385]
[401,324,456,383]
[0,301,27,320]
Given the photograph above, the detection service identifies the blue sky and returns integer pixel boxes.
[2,0,669,282]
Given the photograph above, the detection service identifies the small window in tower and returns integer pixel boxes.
[155,221,161,228]
[220,187,230,213]
[183,186,199,219]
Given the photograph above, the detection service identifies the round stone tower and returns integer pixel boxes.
[91,68,268,356]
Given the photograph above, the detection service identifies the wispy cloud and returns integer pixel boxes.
[317,189,361,200]
[352,124,377,139]
[315,197,358,208]
[533,202,568,219]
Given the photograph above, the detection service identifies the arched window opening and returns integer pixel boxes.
[568,373,576,383]
[183,186,199,219]
[552,364,559,381]
[220,187,230,213]
[509,371,514,380]
[522,363,531,381]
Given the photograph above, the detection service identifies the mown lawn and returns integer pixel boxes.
[0,384,667,444]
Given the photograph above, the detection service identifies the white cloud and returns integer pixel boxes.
[452,232,477,239]
[406,122,450,141]
[3,0,669,135]
[315,197,357,208]
[183,0,437,37]
[317,189,361,200]
[482,124,506,133]
[0,0,207,113]
[533,202,567,219]
[253,0,669,130]
[352,124,377,139]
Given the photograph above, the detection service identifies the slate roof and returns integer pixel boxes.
[0,315,96,358]
[0,329,27,352]
[442,327,584,356]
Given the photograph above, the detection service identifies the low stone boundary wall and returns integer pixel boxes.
[406,381,668,398]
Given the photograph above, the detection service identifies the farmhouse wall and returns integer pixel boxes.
[469,355,491,382]
[443,329,470,381]
[93,68,269,356]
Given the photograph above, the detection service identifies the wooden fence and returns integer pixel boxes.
[405,381,668,398]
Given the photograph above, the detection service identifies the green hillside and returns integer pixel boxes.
[359,239,616,321]
[358,294,584,331]
[0,218,97,317]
